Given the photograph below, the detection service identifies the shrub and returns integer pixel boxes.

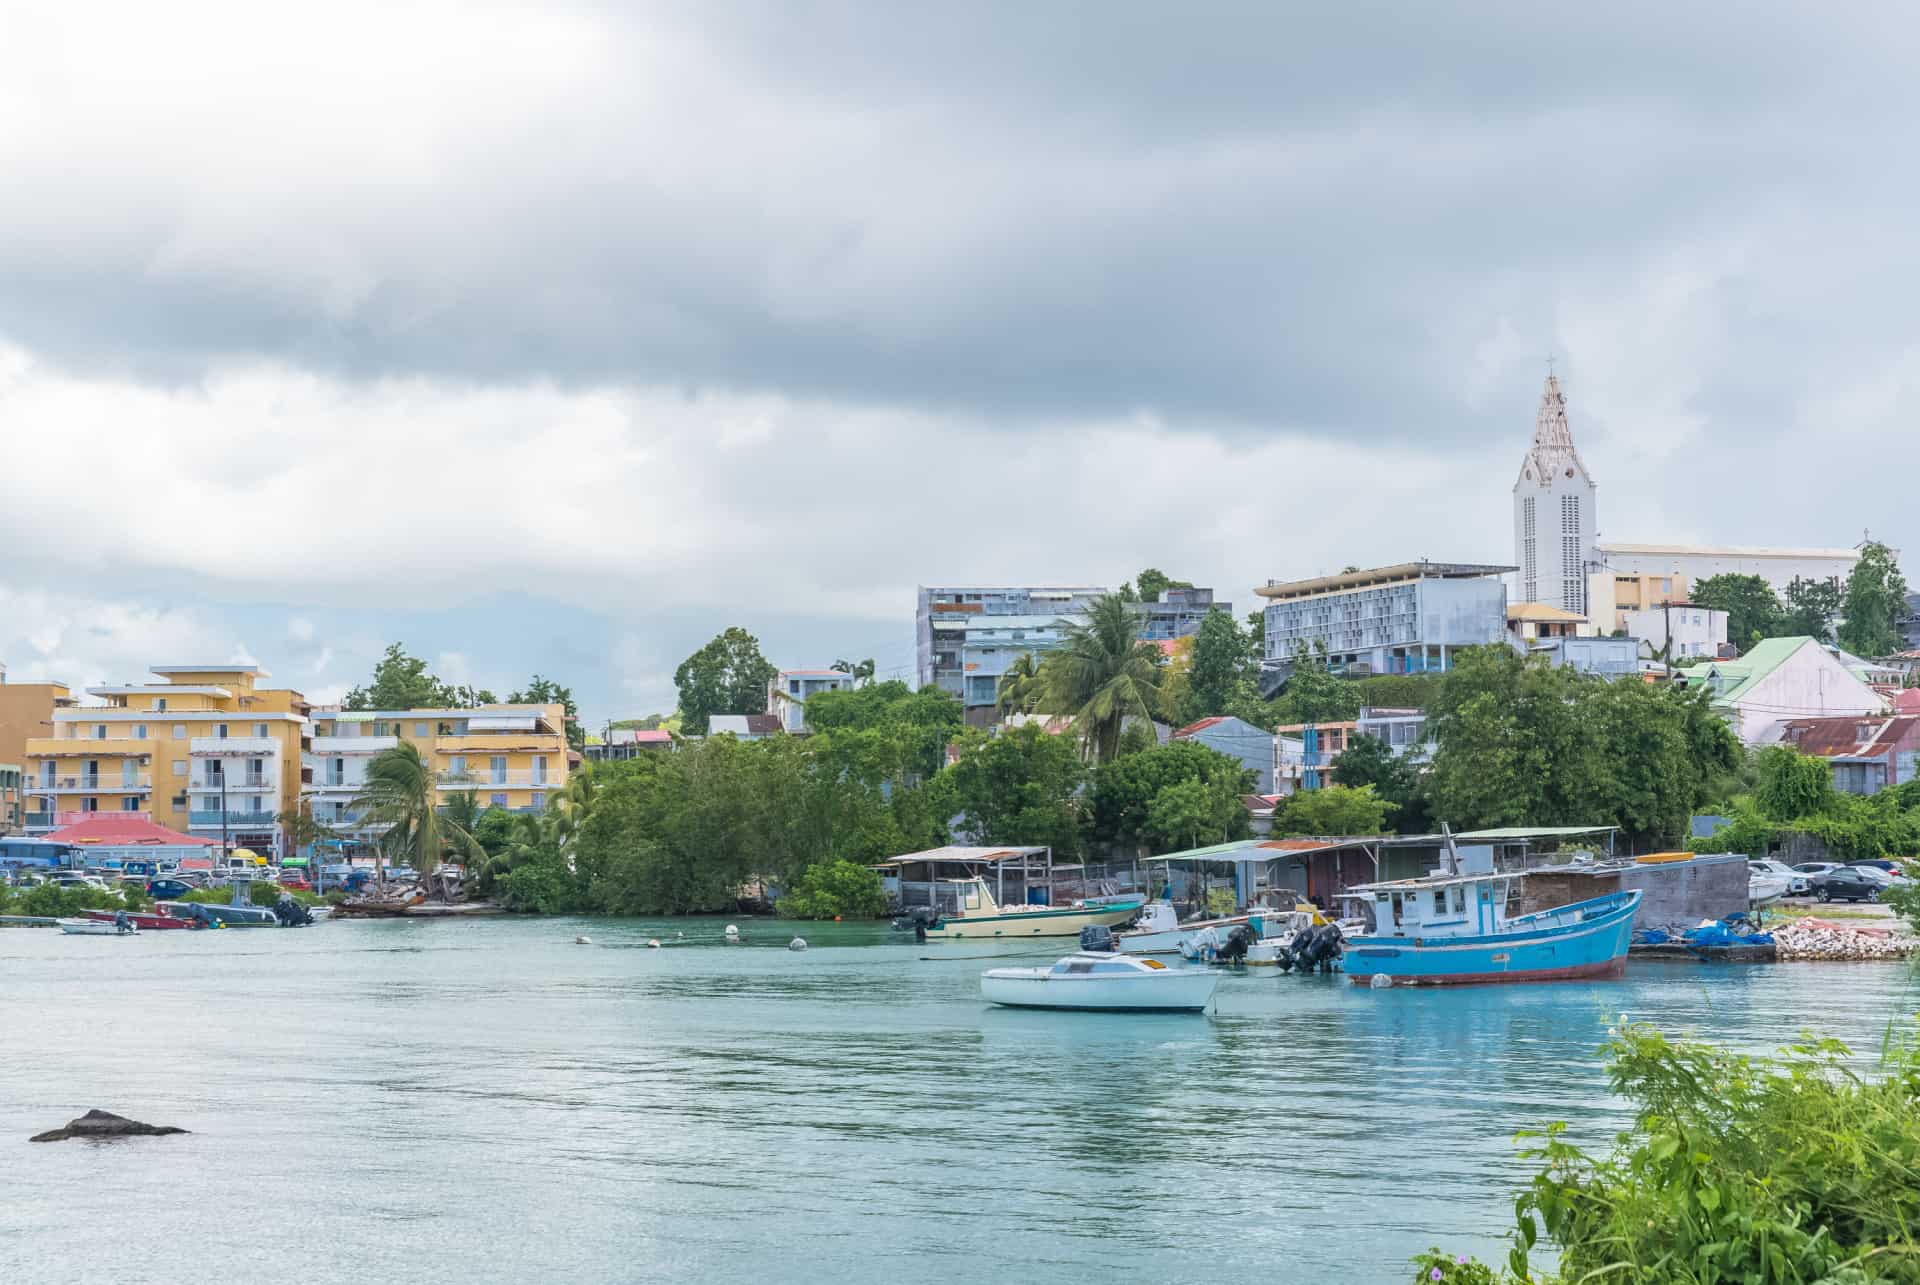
[775,859,888,920]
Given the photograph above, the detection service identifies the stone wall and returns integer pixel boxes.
[1516,853,1748,930]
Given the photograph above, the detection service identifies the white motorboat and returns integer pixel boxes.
[58,918,138,936]
[1748,863,1793,905]
[980,950,1220,1012]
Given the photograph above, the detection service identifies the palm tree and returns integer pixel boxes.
[995,652,1046,719]
[348,741,483,884]
[1039,593,1166,763]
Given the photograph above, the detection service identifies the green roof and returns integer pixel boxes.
[1689,636,1817,706]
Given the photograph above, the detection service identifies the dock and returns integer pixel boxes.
[1630,940,1777,963]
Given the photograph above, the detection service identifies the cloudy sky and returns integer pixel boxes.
[2,2,1913,723]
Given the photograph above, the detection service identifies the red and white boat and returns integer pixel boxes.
[82,908,198,931]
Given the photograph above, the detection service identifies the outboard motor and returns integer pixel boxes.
[273,895,315,928]
[1078,924,1116,953]
[1216,924,1252,965]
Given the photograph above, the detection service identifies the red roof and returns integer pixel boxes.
[1778,714,1920,758]
[1174,716,1229,738]
[45,815,215,847]
[1894,689,1920,714]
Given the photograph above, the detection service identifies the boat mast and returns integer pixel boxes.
[1440,822,1461,878]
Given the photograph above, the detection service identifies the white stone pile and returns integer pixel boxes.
[1773,917,1917,962]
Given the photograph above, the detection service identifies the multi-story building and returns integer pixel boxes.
[1256,560,1513,691]
[916,584,1232,724]
[305,704,570,841]
[1506,601,1591,644]
[22,665,310,859]
[1593,543,1861,598]
[1623,604,1729,660]
[1587,569,1693,633]
[0,763,21,834]
[585,728,675,761]
[1512,373,1598,616]
[0,662,76,770]
[1680,636,1887,743]
[767,670,855,733]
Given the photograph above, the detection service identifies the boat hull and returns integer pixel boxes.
[980,968,1219,1011]
[1346,891,1639,987]
[82,910,193,931]
[927,899,1143,941]
[58,920,137,936]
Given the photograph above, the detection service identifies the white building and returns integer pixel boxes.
[1512,373,1598,616]
[1683,635,1888,744]
[767,670,856,733]
[1256,560,1512,688]
[1623,605,1729,660]
[1595,543,1861,596]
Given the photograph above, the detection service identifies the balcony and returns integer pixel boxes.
[24,809,151,830]
[435,771,554,789]
[433,734,565,755]
[190,775,276,793]
[25,737,153,758]
[310,735,400,756]
[27,774,153,793]
[308,777,360,792]
[189,736,280,757]
[189,810,277,828]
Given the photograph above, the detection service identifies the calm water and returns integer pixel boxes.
[2,917,1916,1284]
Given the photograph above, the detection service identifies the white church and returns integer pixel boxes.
[1511,373,1597,617]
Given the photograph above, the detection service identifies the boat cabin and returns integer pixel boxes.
[1343,873,1526,940]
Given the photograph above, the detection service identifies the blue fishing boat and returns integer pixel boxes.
[1340,833,1639,986]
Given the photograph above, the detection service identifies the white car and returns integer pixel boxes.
[1749,859,1809,896]
[1793,862,1841,878]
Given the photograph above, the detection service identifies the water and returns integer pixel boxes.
[2,918,1915,1284]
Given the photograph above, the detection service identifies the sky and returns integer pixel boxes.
[2,2,1915,725]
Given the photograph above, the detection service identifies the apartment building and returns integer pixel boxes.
[305,703,570,840]
[1256,560,1513,692]
[767,670,855,733]
[0,661,75,767]
[22,665,310,859]
[0,763,21,834]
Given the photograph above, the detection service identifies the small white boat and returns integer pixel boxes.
[1748,863,1793,905]
[980,950,1220,1012]
[58,918,138,936]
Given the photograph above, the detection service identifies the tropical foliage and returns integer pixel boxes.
[1036,593,1167,762]
[348,741,483,881]
[1274,783,1393,836]
[1087,740,1253,854]
[1839,540,1911,657]
[1690,573,1788,652]
[944,724,1087,859]
[774,859,888,919]
[673,626,779,735]
[345,642,498,710]
[507,675,584,751]
[1693,745,1920,865]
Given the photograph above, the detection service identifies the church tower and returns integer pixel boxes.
[1512,372,1597,615]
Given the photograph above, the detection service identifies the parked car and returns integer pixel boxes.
[146,878,196,900]
[1749,858,1809,896]
[1793,862,1841,877]
[278,873,312,892]
[1811,868,1882,902]
[1851,859,1906,878]
[53,874,111,891]
[1846,864,1898,889]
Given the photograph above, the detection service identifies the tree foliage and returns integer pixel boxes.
[944,725,1086,858]
[1838,540,1910,657]
[1783,575,1843,643]
[673,627,779,735]
[507,675,584,751]
[345,642,497,710]
[1423,646,1738,847]
[348,741,484,881]
[1752,745,1837,821]
[1690,574,1786,652]
[1274,783,1392,836]
[775,859,888,919]
[1089,740,1253,853]
[1037,593,1166,762]
[1330,733,1431,833]
[1133,568,1192,603]
[1278,645,1363,724]
[1181,608,1255,723]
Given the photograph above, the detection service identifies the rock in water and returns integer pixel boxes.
[31,1109,188,1143]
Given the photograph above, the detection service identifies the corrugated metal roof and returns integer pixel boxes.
[1452,825,1619,839]
[1779,714,1919,758]
[870,845,1050,868]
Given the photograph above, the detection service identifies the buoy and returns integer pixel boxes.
[646,938,661,949]
[788,937,807,951]
[1369,972,1393,989]
[574,935,592,945]
[724,923,740,940]
[833,915,842,922]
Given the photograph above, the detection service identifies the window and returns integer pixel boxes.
[83,797,98,813]
[172,794,187,809]
[173,725,186,739]
[372,722,390,737]
[490,755,507,784]
[1450,885,1466,914]
[329,758,344,786]
[134,724,147,740]
[94,724,107,739]
[215,724,229,739]
[254,722,268,738]
[530,792,545,810]
[172,760,186,778]
[532,755,548,784]
[449,755,466,777]
[490,793,508,808]
[155,698,167,712]
[122,797,140,812]
[415,722,429,737]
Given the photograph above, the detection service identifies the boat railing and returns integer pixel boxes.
[1504,890,1638,931]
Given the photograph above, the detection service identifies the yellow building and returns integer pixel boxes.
[305,704,570,842]
[1505,601,1594,643]
[0,664,75,769]
[1587,569,1692,634]
[22,665,311,858]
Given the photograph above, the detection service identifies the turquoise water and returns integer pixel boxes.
[2,917,1915,1284]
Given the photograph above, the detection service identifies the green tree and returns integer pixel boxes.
[344,642,474,710]
[1143,778,1227,852]
[1278,644,1362,723]
[1838,540,1910,656]
[944,725,1087,858]
[1038,594,1166,763]
[1423,646,1737,847]
[1330,733,1429,833]
[1273,783,1392,836]
[1183,608,1253,722]
[830,658,877,684]
[775,858,888,919]
[994,652,1047,719]
[1783,575,1842,643]
[1690,574,1787,651]
[1752,744,1836,821]
[673,627,779,735]
[348,741,484,883]
[1133,568,1193,603]
[507,675,584,751]
[1089,740,1253,853]
[800,680,962,784]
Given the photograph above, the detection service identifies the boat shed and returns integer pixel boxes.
[872,845,1053,913]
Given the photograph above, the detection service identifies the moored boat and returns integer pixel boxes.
[1341,873,1639,986]
[82,909,195,931]
[58,918,138,936]
[925,877,1144,941]
[154,900,279,927]
[980,930,1219,1011]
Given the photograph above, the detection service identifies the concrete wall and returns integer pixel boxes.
[1517,853,1748,930]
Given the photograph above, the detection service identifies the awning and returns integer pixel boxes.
[870,845,1050,869]
[1452,826,1619,840]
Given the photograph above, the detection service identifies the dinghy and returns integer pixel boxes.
[58,918,138,936]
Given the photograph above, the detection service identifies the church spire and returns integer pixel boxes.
[1518,372,1589,487]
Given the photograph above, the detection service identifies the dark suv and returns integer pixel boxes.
[1810,868,1881,903]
